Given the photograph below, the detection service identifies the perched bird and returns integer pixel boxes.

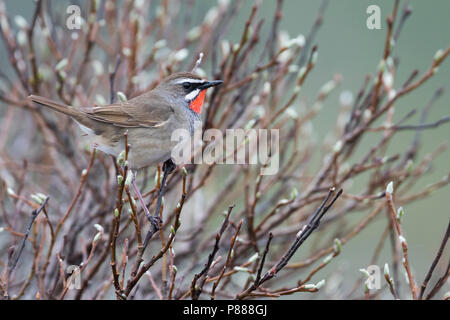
[28,72,223,246]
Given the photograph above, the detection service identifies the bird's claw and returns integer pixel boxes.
[148,215,162,231]
[163,159,176,174]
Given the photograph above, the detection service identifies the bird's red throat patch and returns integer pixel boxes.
[189,90,206,114]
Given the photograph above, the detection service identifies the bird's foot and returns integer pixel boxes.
[143,215,163,249]
[148,215,162,231]
[162,159,176,174]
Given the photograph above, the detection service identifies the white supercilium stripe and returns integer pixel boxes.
[175,78,205,84]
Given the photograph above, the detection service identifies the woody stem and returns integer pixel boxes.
[142,159,176,249]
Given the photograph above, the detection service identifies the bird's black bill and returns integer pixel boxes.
[198,80,223,90]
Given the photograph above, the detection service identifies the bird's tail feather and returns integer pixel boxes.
[28,95,80,117]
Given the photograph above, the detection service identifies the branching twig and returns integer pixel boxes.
[419,220,450,299]
[8,197,49,278]
[236,188,343,299]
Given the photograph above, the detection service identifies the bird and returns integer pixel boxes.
[28,72,223,247]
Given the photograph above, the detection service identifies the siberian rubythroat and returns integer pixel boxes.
[28,72,223,247]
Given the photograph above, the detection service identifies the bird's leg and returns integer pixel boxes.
[142,159,176,249]
[130,172,155,223]
[131,172,162,249]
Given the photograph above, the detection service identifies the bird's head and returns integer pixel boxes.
[157,72,223,114]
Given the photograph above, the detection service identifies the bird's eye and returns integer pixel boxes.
[182,82,192,90]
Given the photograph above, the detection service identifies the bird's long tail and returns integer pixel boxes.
[28,95,80,118]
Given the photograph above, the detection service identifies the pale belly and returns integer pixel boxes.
[77,122,195,170]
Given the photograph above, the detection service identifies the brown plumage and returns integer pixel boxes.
[28,72,223,169]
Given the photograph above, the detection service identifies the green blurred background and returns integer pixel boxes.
[263,0,450,297]
[1,0,448,298]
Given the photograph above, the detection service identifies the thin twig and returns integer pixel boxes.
[8,197,49,278]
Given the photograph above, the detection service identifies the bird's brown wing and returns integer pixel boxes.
[84,92,174,128]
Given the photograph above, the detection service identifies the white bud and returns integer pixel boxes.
[398,235,407,245]
[389,38,395,49]
[434,49,444,63]
[377,59,386,73]
[14,15,28,29]
[117,91,127,102]
[95,94,106,105]
[396,207,404,222]
[386,57,394,68]
[7,188,16,197]
[154,39,167,49]
[363,109,372,121]
[319,80,335,97]
[384,263,390,277]
[204,7,218,25]
[31,194,43,205]
[263,82,271,95]
[218,0,230,8]
[311,51,318,65]
[93,232,102,243]
[92,60,104,76]
[125,171,133,187]
[386,181,394,195]
[94,224,104,233]
[333,238,342,254]
[286,34,305,48]
[288,64,299,73]
[333,140,343,153]
[187,26,201,41]
[323,254,333,264]
[36,193,48,202]
[383,72,393,88]
[339,90,353,107]
[245,119,256,130]
[122,47,132,56]
[359,268,370,278]
[194,67,206,78]
[315,279,326,289]
[55,59,68,71]
[290,187,298,200]
[174,48,189,62]
[303,284,316,290]
[285,107,298,119]
[406,160,414,173]
[233,266,250,273]
[117,150,125,166]
[17,30,27,46]
[248,253,259,263]
[220,40,230,58]
[297,66,307,79]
